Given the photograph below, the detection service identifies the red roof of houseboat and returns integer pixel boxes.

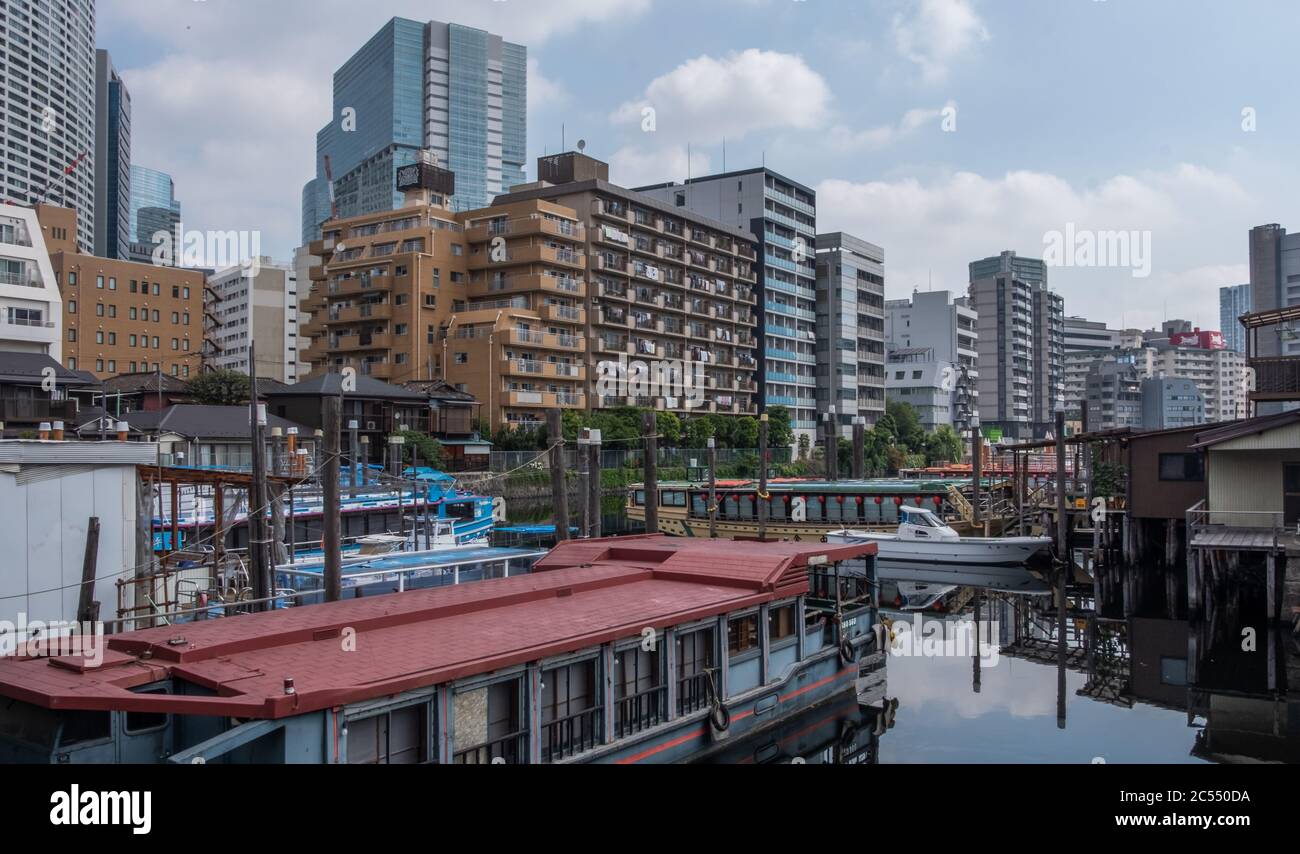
[0,535,874,720]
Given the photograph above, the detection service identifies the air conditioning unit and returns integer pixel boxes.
[366,421,377,431]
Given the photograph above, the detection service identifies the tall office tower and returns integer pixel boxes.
[1219,284,1252,354]
[1084,359,1145,431]
[1062,316,1120,417]
[635,168,818,443]
[209,261,303,383]
[0,204,63,360]
[302,18,526,241]
[885,290,979,432]
[128,166,181,263]
[0,0,97,254]
[1249,224,1300,358]
[968,250,1063,440]
[93,50,131,260]
[814,233,885,432]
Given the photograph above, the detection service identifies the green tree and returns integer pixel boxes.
[186,369,251,406]
[392,429,443,468]
[764,406,794,450]
[683,415,715,449]
[886,401,926,453]
[731,416,759,449]
[924,425,963,466]
[797,433,811,460]
[655,411,682,447]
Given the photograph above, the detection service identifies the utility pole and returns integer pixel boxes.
[322,394,342,602]
[1055,401,1069,722]
[823,407,837,481]
[758,413,769,541]
[547,409,569,541]
[642,411,658,535]
[348,419,359,499]
[578,428,591,537]
[972,429,984,532]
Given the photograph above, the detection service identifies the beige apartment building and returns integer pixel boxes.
[302,151,760,430]
[36,205,214,379]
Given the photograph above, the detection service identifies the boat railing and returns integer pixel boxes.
[542,706,604,761]
[452,729,530,765]
[807,566,873,611]
[614,685,669,738]
[676,672,715,716]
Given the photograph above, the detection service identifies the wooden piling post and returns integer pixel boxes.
[588,432,602,540]
[547,409,569,541]
[852,417,865,480]
[578,429,591,537]
[248,348,272,609]
[707,437,717,539]
[77,517,101,624]
[758,413,769,541]
[322,393,343,602]
[972,429,983,531]
[642,411,658,535]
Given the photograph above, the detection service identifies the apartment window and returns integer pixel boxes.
[432,269,440,288]
[129,335,137,347]
[450,272,464,283]
[129,307,137,320]
[152,310,160,322]
[108,278,116,291]
[96,275,104,289]
[68,300,76,314]
[68,272,77,286]
[183,313,190,326]
[182,287,190,299]
[172,286,179,298]
[107,361,116,373]
[68,358,77,370]
[183,365,190,378]
[395,294,407,306]
[171,312,179,324]
[183,339,190,352]
[67,329,76,342]
[171,338,179,351]
[395,353,408,365]
[171,364,179,377]
[427,325,435,344]
[451,244,463,256]
[96,331,103,344]
[152,283,160,296]
[424,295,435,308]
[95,360,104,372]
[108,305,116,318]
[108,333,116,345]
[96,304,104,317]
[130,280,137,293]
[152,337,160,349]
[455,353,468,364]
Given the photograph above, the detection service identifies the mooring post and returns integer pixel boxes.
[972,429,984,532]
[823,407,837,481]
[758,412,769,541]
[547,409,569,542]
[1055,405,1069,728]
[578,429,591,538]
[348,419,360,499]
[852,416,865,480]
[588,430,602,539]
[77,517,101,624]
[322,393,343,602]
[707,437,717,539]
[642,411,658,535]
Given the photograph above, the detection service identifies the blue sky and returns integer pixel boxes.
[99,0,1299,330]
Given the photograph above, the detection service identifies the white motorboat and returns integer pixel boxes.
[828,506,1052,566]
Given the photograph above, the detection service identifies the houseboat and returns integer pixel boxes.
[627,477,991,541]
[0,535,880,764]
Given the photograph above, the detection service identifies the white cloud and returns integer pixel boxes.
[892,0,990,84]
[528,57,568,113]
[827,102,956,152]
[607,145,713,190]
[610,49,831,142]
[815,164,1253,330]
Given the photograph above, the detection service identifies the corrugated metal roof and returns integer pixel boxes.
[0,440,158,465]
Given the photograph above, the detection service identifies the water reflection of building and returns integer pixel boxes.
[693,691,894,765]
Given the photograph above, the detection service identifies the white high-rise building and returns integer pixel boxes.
[0,1,96,254]
[209,260,303,383]
[885,290,979,431]
[0,204,62,360]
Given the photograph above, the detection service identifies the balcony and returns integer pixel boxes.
[0,397,78,424]
[326,303,392,324]
[543,303,586,325]
[308,237,337,257]
[1248,356,1300,402]
[468,244,586,271]
[504,390,586,409]
[464,217,584,243]
[332,332,393,352]
[500,358,586,381]
[504,329,586,352]
[470,274,586,300]
[327,274,391,296]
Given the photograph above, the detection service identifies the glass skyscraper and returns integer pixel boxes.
[129,165,181,262]
[94,50,132,260]
[301,18,527,244]
[1219,284,1252,354]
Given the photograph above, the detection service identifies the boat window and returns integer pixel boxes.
[541,659,602,761]
[347,702,429,764]
[768,604,797,645]
[614,644,665,737]
[676,627,715,715]
[690,492,708,518]
[0,702,110,748]
[633,489,646,506]
[728,614,760,658]
[125,686,170,734]
[661,490,686,507]
[445,501,476,521]
[453,678,526,764]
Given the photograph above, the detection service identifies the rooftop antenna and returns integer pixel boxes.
[577,139,586,154]
[722,137,726,174]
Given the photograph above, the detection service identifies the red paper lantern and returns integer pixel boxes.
[732,494,741,502]
[894,497,903,506]
[783,495,791,504]
[836,496,845,504]
[874,496,882,505]
[856,496,864,506]
[933,495,943,506]
[915,496,925,506]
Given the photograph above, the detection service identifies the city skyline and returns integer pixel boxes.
[94,0,1300,336]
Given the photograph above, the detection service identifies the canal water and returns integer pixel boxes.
[508,499,1241,764]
